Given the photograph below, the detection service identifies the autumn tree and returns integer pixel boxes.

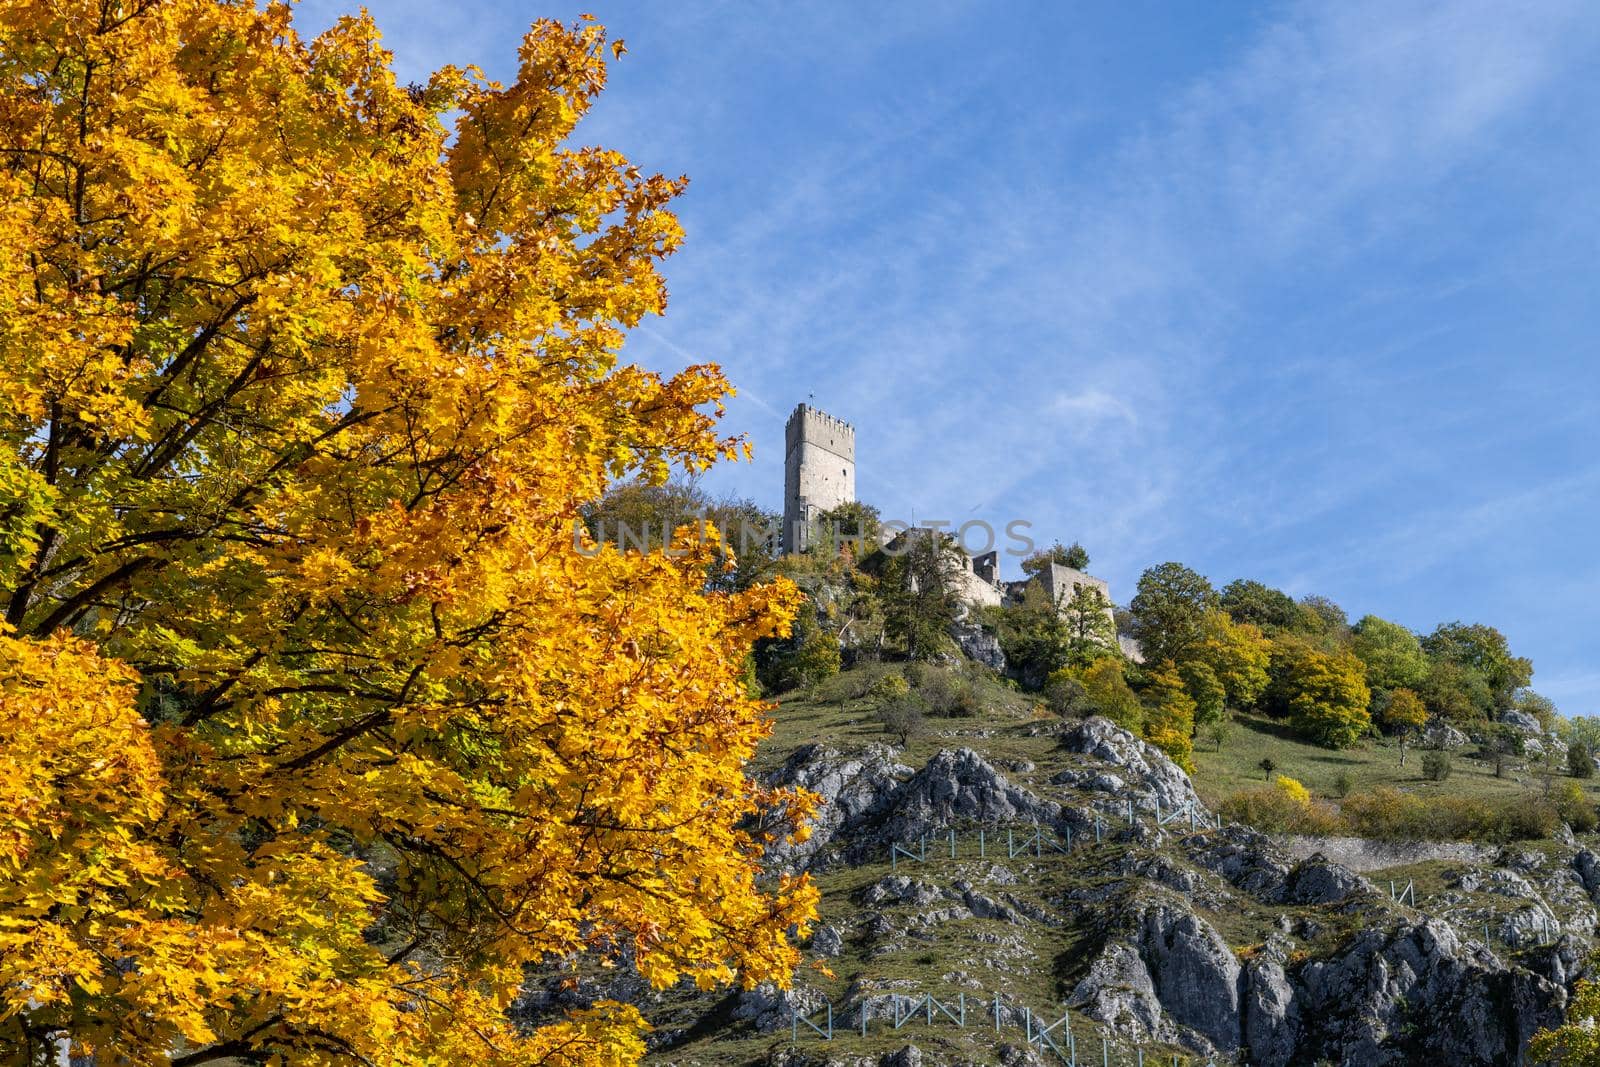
[0,4,816,1064]
[1422,621,1532,711]
[1266,638,1373,749]
[1073,657,1144,733]
[1187,609,1272,710]
[1141,662,1197,772]
[1378,687,1428,766]
[1179,660,1227,737]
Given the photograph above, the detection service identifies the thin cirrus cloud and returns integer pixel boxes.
[290,0,1600,709]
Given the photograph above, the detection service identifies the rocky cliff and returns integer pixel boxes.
[519,714,1594,1066]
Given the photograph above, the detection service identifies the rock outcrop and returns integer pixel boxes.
[764,742,911,871]
[948,621,1005,672]
[1059,717,1206,816]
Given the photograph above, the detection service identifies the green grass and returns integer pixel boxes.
[1190,710,1600,810]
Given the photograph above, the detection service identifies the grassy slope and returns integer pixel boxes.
[658,664,1595,1065]
[1190,710,1597,809]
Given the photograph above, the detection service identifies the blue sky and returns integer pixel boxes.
[297,1,1600,711]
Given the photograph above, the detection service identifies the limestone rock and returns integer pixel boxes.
[811,924,844,958]
[1574,849,1600,904]
[1283,853,1373,905]
[1135,900,1241,1052]
[1068,941,1168,1041]
[1244,952,1299,1067]
[1293,918,1561,1065]
[878,1046,922,1067]
[1184,824,1291,902]
[948,620,1006,671]
[857,876,946,907]
[1059,717,1206,815]
[876,748,1061,844]
[1501,708,1542,734]
[1423,720,1470,749]
[764,742,910,871]
[735,982,828,1033]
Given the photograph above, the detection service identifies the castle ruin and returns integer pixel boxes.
[782,403,856,554]
[780,402,1123,648]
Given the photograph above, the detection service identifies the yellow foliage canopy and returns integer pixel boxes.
[0,1,815,1062]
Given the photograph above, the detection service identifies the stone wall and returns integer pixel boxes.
[783,403,856,553]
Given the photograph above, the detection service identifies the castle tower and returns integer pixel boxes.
[783,403,855,553]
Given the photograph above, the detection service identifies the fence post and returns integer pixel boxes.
[950,827,957,858]
[792,1003,798,1045]
[861,1003,868,1038]
[959,992,966,1028]
[1102,1033,1109,1066]
[979,828,986,859]
[1096,816,1103,844]
[994,993,1002,1033]
[826,1002,833,1040]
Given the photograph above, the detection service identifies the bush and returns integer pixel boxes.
[1218,786,1341,835]
[1341,786,1556,843]
[1569,741,1596,780]
[1554,779,1598,833]
[1041,670,1093,718]
[1421,749,1452,782]
[867,672,911,704]
[875,696,926,746]
[1331,770,1353,799]
[1274,776,1310,805]
[907,663,967,717]
[1258,757,1277,778]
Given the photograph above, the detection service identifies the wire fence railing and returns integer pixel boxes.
[791,987,1218,1066]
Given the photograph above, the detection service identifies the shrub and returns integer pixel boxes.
[1258,757,1277,778]
[1569,741,1596,780]
[1274,776,1311,806]
[875,696,926,746]
[1042,670,1093,719]
[1218,786,1341,835]
[948,681,985,718]
[867,672,911,704]
[1341,786,1556,843]
[908,663,966,717]
[1421,749,1452,782]
[1554,780,1598,833]
[1330,770,1353,799]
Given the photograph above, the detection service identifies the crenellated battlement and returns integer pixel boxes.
[783,403,855,552]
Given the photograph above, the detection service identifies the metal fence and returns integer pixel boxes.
[888,800,1221,872]
[792,987,1217,1066]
